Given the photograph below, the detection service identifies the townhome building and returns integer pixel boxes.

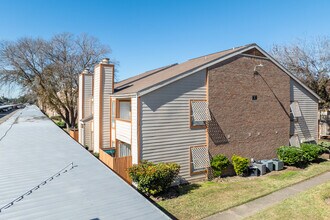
[78,44,319,182]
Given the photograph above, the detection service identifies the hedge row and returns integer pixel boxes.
[276,143,325,166]
[211,154,249,177]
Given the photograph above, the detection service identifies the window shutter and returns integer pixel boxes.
[191,101,211,122]
[191,146,210,170]
[290,102,302,118]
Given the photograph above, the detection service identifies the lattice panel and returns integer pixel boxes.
[289,135,301,147]
[191,146,210,169]
[191,101,211,121]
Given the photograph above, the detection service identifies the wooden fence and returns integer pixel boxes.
[99,149,132,184]
[69,129,78,142]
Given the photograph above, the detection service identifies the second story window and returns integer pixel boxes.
[118,100,131,121]
[190,100,211,128]
[290,101,302,119]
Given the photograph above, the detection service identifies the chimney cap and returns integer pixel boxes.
[82,69,89,74]
[101,58,110,64]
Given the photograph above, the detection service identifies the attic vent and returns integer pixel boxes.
[290,102,302,118]
[191,101,211,122]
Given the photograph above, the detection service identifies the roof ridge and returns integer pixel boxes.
[115,63,178,89]
[188,43,256,61]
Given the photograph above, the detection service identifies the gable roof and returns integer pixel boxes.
[115,63,178,92]
[0,106,170,219]
[252,45,320,100]
[113,44,320,100]
[114,44,251,95]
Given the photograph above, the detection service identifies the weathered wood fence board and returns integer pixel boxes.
[99,149,132,183]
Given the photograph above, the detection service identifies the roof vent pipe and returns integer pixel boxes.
[101,58,110,64]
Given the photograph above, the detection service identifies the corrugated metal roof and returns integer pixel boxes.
[114,45,250,95]
[0,106,170,220]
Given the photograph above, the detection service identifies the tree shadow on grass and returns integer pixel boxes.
[154,183,201,201]
[286,158,328,169]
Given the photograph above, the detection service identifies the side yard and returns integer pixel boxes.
[247,181,330,220]
[157,161,330,220]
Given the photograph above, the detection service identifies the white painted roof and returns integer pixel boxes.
[0,106,169,220]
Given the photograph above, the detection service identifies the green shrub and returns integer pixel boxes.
[301,143,324,162]
[211,154,230,177]
[128,160,180,196]
[231,155,249,176]
[93,152,99,158]
[50,115,62,121]
[319,142,330,153]
[55,120,66,128]
[277,144,324,166]
[277,146,304,165]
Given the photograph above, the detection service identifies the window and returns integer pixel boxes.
[190,146,210,175]
[118,141,131,157]
[111,99,116,128]
[290,101,302,118]
[190,100,211,128]
[118,100,131,121]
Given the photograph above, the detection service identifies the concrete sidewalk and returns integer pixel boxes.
[205,171,330,220]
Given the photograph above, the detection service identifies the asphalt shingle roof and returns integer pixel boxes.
[114,45,251,95]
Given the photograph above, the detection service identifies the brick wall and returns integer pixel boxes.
[208,55,290,160]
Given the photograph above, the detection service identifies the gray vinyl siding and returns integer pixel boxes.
[101,66,113,149]
[78,74,93,148]
[85,121,93,149]
[84,75,93,117]
[290,79,318,142]
[84,76,93,148]
[131,97,138,164]
[78,75,83,144]
[93,66,100,152]
[141,69,207,182]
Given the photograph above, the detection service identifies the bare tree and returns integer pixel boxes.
[270,36,330,106]
[0,33,111,128]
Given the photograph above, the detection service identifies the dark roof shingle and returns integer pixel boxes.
[114,44,252,95]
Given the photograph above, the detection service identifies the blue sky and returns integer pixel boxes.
[0,0,330,97]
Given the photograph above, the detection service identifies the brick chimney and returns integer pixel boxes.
[78,69,93,146]
[93,58,114,153]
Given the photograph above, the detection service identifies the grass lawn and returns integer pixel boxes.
[247,181,330,220]
[157,161,330,220]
